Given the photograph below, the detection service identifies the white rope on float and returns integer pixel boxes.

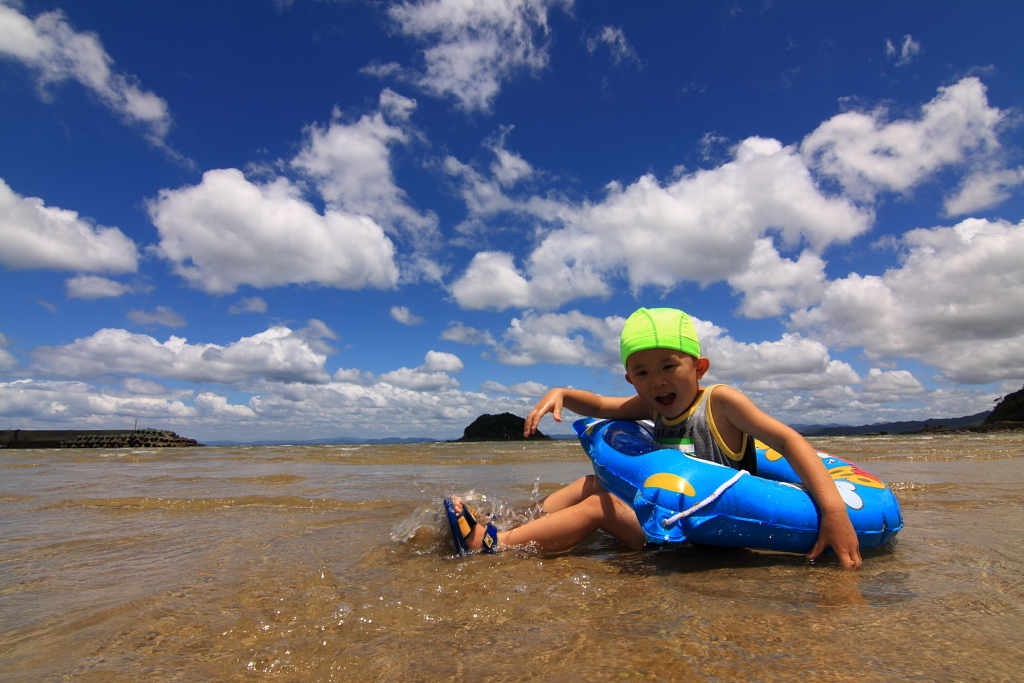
[660,469,749,528]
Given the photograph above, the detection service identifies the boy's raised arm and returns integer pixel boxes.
[710,386,863,570]
[523,389,648,437]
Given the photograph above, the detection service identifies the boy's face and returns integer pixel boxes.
[624,347,710,420]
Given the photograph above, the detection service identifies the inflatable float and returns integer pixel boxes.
[574,418,902,552]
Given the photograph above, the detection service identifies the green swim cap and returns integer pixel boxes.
[620,308,700,368]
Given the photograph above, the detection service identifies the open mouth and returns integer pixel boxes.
[655,392,676,407]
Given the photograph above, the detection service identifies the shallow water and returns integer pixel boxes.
[2,433,1023,682]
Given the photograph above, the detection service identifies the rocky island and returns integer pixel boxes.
[987,384,1024,423]
[454,413,551,442]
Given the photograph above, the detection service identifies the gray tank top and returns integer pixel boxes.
[650,384,757,474]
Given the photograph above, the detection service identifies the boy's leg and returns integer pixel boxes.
[535,475,604,514]
[505,492,646,552]
[451,491,645,553]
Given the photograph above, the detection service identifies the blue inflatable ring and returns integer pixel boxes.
[574,418,903,552]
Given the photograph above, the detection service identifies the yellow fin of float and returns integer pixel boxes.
[643,473,696,497]
[829,465,885,489]
[755,439,784,461]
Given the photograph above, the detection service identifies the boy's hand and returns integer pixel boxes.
[711,386,864,571]
[807,509,863,570]
[523,388,644,437]
[524,389,565,437]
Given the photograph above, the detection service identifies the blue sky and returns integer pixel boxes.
[2,0,1023,441]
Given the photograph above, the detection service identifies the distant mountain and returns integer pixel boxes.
[788,423,847,432]
[798,411,991,437]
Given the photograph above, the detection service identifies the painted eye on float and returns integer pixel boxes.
[834,480,864,510]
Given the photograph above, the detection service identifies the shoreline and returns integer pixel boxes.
[0,428,204,449]
[905,420,1024,434]
[821,421,1024,437]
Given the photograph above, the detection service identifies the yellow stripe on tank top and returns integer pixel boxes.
[705,385,747,461]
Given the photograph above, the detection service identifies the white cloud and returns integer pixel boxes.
[447,78,1024,315]
[440,321,496,346]
[0,4,173,147]
[194,392,257,418]
[390,305,425,325]
[449,251,533,310]
[378,87,417,121]
[384,0,572,112]
[487,127,534,186]
[150,168,400,294]
[885,34,921,67]
[332,367,369,383]
[451,136,869,311]
[726,238,826,318]
[0,379,197,422]
[65,275,132,299]
[290,319,340,356]
[360,60,404,79]
[0,376,252,431]
[421,350,463,373]
[377,350,463,391]
[744,381,1003,430]
[585,26,640,67]
[700,323,861,391]
[7,316,992,438]
[401,254,448,284]
[0,178,138,273]
[127,305,187,328]
[382,369,458,392]
[802,78,1005,202]
[791,218,1024,384]
[495,310,624,367]
[0,333,17,370]
[479,379,548,396]
[441,151,560,242]
[859,368,925,403]
[31,321,337,385]
[1,370,996,439]
[120,376,182,397]
[944,165,1024,216]
[228,296,268,314]
[241,380,534,439]
[461,311,959,424]
[732,360,860,394]
[479,311,862,394]
[443,156,516,221]
[480,379,508,393]
[290,92,439,248]
[440,130,560,240]
[509,380,548,397]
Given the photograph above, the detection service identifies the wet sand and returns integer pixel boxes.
[2,432,1022,682]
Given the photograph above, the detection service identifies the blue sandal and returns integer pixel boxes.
[443,497,498,556]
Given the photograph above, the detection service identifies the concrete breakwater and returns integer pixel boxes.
[0,428,204,449]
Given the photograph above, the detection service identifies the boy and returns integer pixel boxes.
[447,308,862,570]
